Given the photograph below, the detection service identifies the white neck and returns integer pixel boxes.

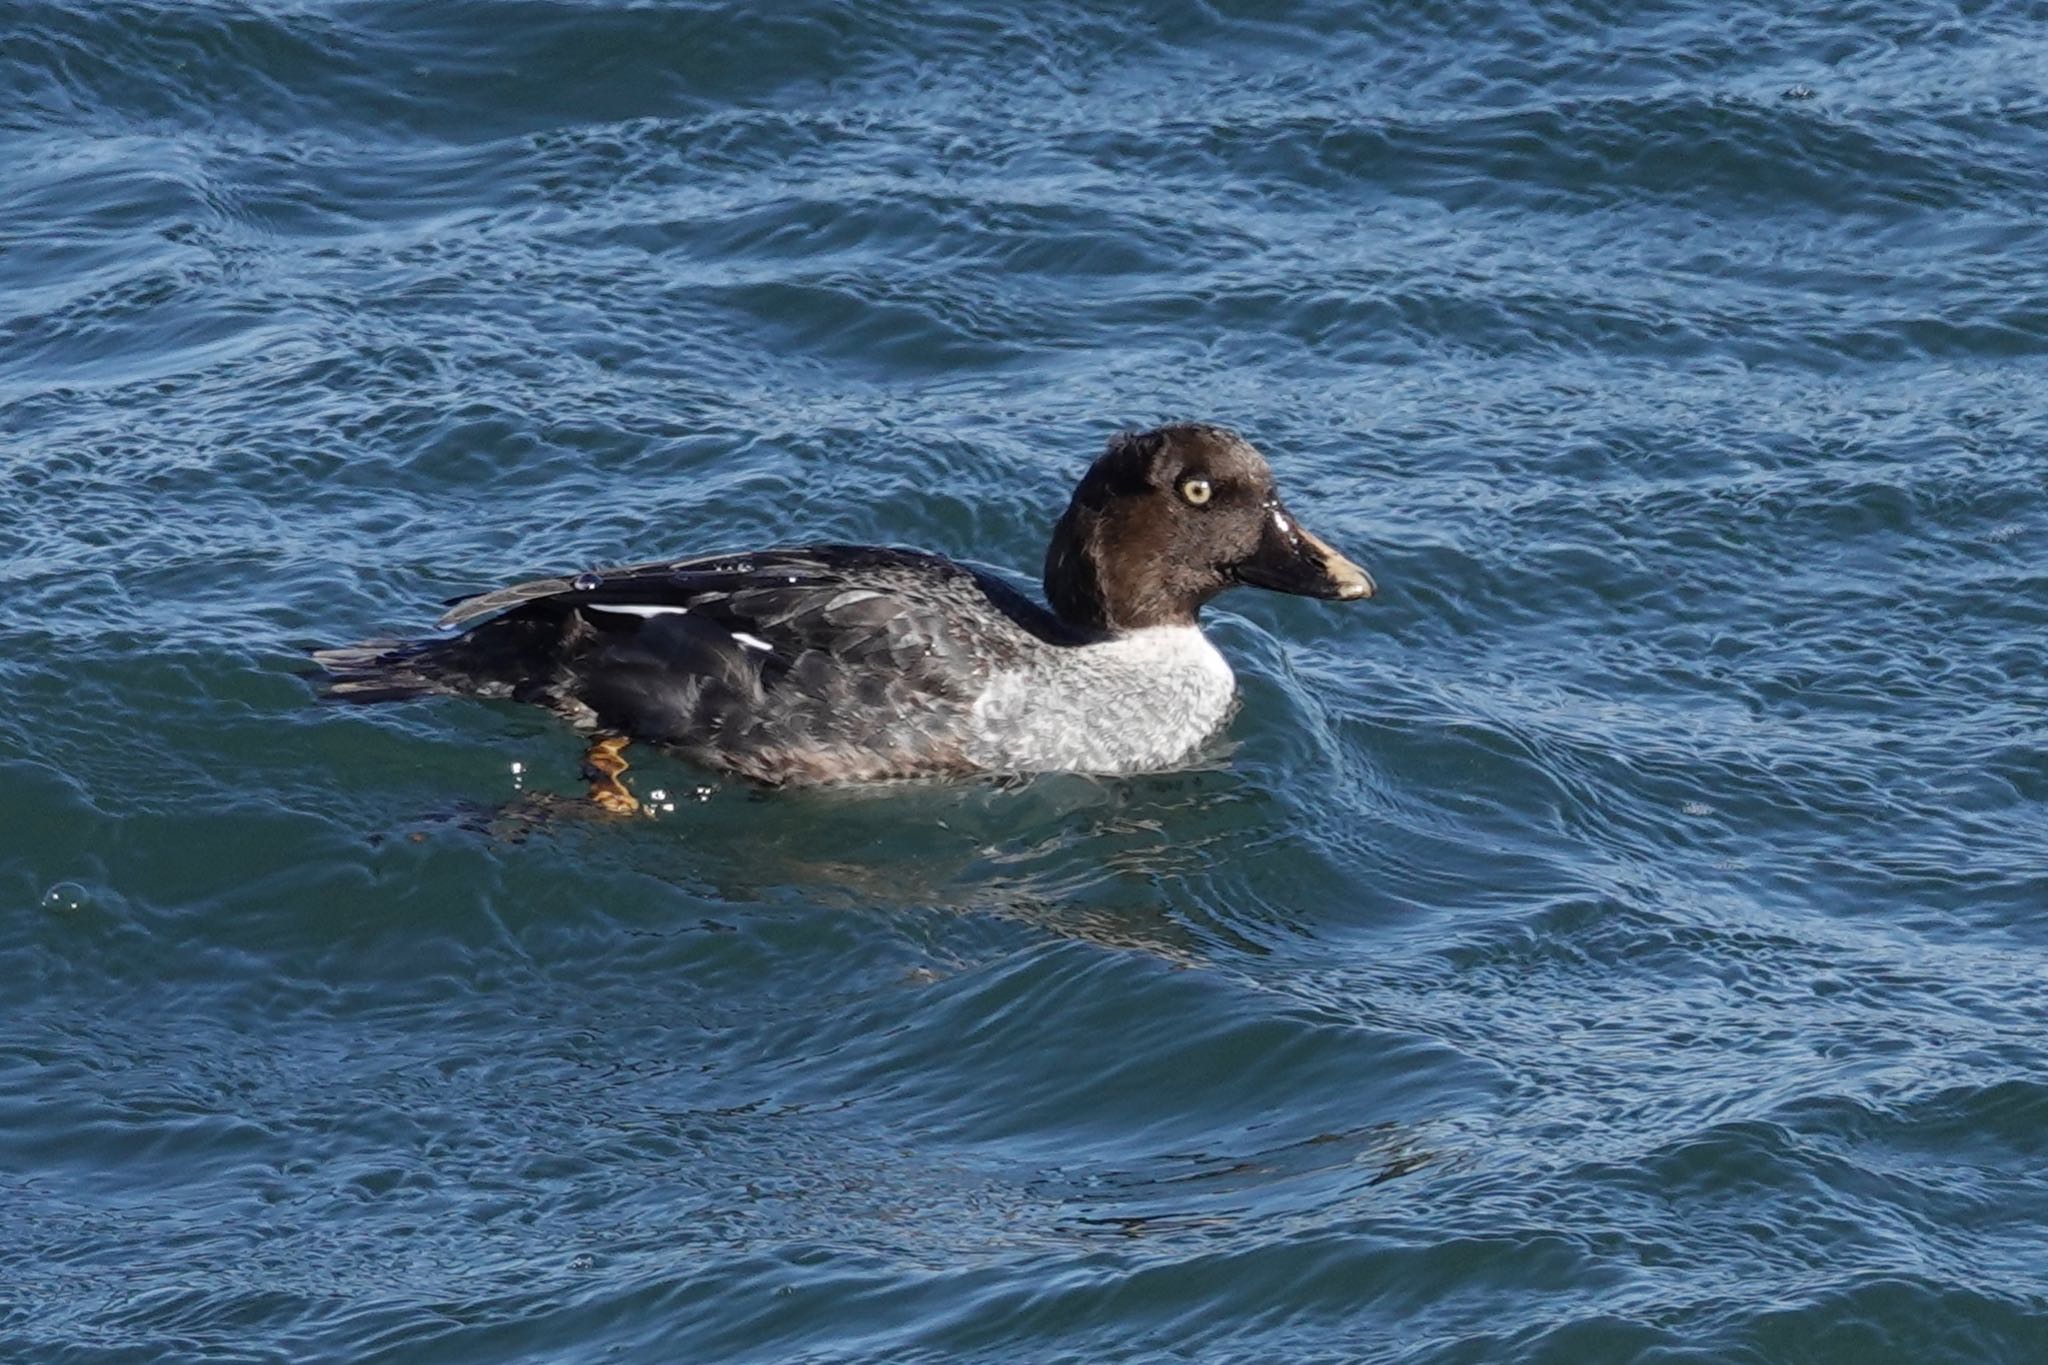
[965,626,1238,774]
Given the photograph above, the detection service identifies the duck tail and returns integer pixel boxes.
[309,638,457,704]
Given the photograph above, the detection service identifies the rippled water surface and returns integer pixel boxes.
[6,2,2048,1360]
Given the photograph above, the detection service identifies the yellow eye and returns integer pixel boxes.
[1180,477,1213,506]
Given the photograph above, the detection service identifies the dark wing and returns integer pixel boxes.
[441,543,1071,649]
[437,545,1065,782]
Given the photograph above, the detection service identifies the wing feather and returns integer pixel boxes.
[429,547,1079,772]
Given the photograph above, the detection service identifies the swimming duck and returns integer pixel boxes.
[314,423,1374,805]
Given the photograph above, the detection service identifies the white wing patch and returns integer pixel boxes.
[584,603,772,653]
[586,603,690,619]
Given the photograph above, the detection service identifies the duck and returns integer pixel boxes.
[313,423,1375,806]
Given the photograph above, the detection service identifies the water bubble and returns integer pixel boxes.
[40,882,87,914]
[571,572,603,592]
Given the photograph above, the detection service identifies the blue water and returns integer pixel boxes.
[6,2,2048,1360]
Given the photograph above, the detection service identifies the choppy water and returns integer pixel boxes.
[6,2,2048,1360]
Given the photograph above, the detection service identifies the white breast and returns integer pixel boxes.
[966,626,1238,774]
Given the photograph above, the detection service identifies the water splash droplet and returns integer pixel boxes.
[40,882,86,914]
[571,572,602,592]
